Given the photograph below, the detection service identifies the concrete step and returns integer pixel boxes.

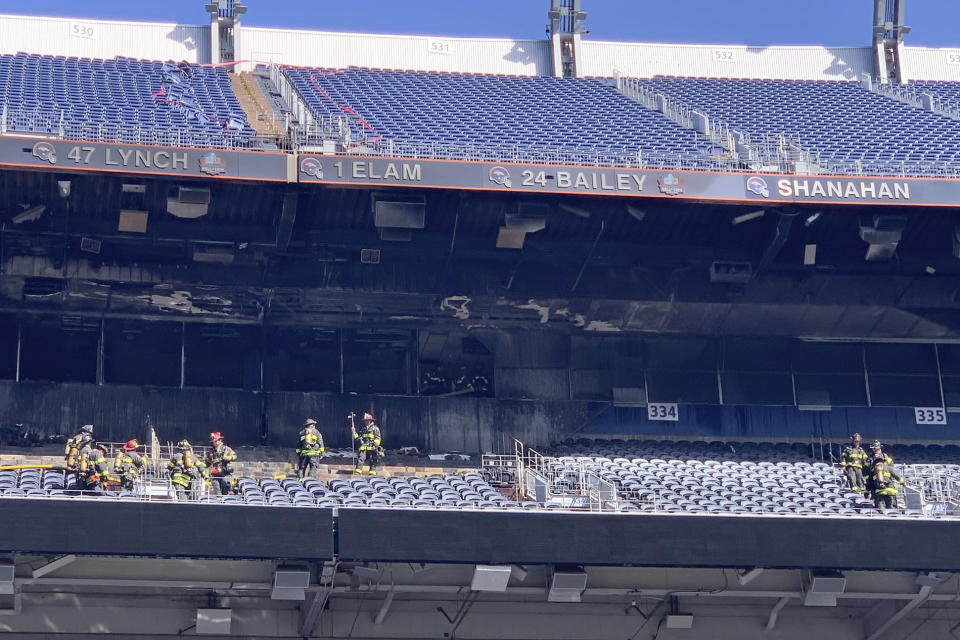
[230,72,285,137]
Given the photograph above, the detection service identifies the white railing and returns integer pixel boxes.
[873,82,960,121]
[613,70,825,173]
[343,136,733,170]
[0,104,284,151]
[902,465,960,507]
[9,90,960,177]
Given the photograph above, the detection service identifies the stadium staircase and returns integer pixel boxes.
[868,79,960,122]
[636,75,960,176]
[229,71,287,138]
[613,71,818,174]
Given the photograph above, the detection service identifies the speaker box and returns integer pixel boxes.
[548,566,587,602]
[167,186,211,219]
[471,565,511,592]
[274,567,310,589]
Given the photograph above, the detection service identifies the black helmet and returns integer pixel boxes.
[303,418,317,427]
[871,440,882,450]
[177,439,192,451]
[80,424,94,434]
[851,432,861,441]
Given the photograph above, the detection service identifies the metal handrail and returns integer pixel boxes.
[0,104,287,152]
[873,82,960,121]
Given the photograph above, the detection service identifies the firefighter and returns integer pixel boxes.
[840,432,867,495]
[113,439,146,492]
[469,369,491,396]
[296,418,324,480]
[865,441,895,501]
[64,424,94,471]
[353,412,382,476]
[167,440,204,500]
[205,431,237,495]
[420,366,448,395]
[869,440,894,467]
[77,442,110,494]
[872,457,906,510]
[453,365,491,396]
[453,366,471,393]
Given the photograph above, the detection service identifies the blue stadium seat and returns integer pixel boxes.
[634,76,960,174]
[282,66,714,164]
[0,52,256,147]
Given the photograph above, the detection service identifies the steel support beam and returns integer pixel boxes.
[30,555,76,579]
[299,561,338,637]
[374,588,395,625]
[757,211,797,272]
[864,584,933,640]
[275,190,298,252]
[765,596,790,631]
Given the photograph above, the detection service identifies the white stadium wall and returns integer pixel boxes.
[236,27,551,75]
[0,14,209,63]
[2,12,960,84]
[578,41,874,80]
[901,47,960,82]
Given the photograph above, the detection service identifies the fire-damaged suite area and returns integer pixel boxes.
[3,168,960,446]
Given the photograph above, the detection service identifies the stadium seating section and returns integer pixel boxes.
[545,439,958,516]
[0,52,256,147]
[639,77,960,174]
[282,67,713,161]
[0,469,550,511]
[909,81,960,105]
[2,438,956,518]
[5,52,960,174]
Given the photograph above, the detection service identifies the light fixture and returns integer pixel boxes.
[558,202,591,218]
[626,204,646,222]
[665,614,694,629]
[731,209,765,225]
[196,609,232,634]
[352,565,381,580]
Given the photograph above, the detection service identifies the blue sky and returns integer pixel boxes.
[1,0,960,47]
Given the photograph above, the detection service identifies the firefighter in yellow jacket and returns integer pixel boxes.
[353,412,383,475]
[296,419,324,480]
[167,440,204,500]
[77,442,110,494]
[113,439,146,492]
[205,431,237,495]
[64,424,94,471]
[872,457,906,510]
[840,433,868,495]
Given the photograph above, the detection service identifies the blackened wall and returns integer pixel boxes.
[0,381,954,453]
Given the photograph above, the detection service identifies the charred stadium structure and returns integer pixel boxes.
[6,1,960,638]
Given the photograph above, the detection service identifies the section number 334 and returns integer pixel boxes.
[648,403,679,422]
